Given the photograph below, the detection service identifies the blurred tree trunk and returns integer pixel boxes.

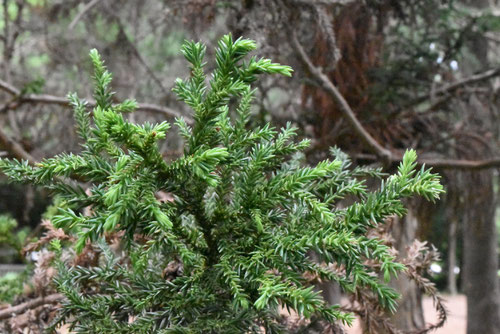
[389,207,425,331]
[447,216,458,295]
[459,1,500,332]
[461,169,500,333]
[445,182,460,295]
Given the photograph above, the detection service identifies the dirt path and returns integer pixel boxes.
[346,294,466,333]
[423,294,466,334]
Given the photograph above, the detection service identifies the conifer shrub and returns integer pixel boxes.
[0,34,443,333]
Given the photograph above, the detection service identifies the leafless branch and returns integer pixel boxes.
[0,78,191,122]
[109,15,170,96]
[418,157,500,170]
[291,31,393,164]
[0,293,63,321]
[0,78,18,95]
[354,153,500,170]
[402,67,500,109]
[68,0,105,31]
[0,126,36,164]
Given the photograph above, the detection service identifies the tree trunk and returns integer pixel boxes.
[461,169,500,333]
[447,216,458,295]
[458,1,500,332]
[390,208,425,331]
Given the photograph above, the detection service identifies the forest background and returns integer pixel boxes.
[0,0,499,333]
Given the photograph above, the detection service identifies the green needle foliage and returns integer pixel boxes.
[0,34,443,333]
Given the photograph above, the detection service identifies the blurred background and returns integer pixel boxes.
[1,0,499,333]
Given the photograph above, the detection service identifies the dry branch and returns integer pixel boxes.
[0,78,191,122]
[68,0,104,30]
[0,293,63,321]
[291,32,393,164]
[0,78,17,95]
[0,80,35,163]
[0,126,35,164]
[355,153,500,170]
[403,67,500,109]
[417,157,500,170]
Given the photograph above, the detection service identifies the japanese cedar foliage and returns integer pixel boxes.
[0,35,443,333]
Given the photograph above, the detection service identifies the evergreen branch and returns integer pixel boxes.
[0,35,445,333]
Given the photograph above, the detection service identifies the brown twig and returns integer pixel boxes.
[0,293,63,321]
[401,241,447,334]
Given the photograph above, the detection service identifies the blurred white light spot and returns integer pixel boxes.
[30,251,40,262]
[429,43,436,51]
[437,56,443,64]
[430,263,442,274]
[454,266,460,274]
[450,60,459,71]
[434,74,442,83]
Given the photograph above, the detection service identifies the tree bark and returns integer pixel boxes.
[461,169,500,333]
[390,208,425,331]
[447,216,458,295]
[458,1,500,332]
